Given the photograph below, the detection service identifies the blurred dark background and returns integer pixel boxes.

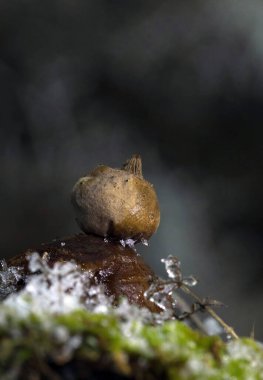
[1,0,263,338]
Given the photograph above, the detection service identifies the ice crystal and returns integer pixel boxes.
[145,255,199,323]
[0,259,23,299]
[145,282,176,322]
[144,255,235,338]
[182,275,198,287]
[160,255,198,287]
[222,339,263,377]
[4,253,112,317]
[203,317,223,336]
[161,255,182,281]
[119,237,149,248]
[120,238,136,248]
[141,238,149,246]
[0,253,154,327]
[0,252,236,340]
[115,298,152,323]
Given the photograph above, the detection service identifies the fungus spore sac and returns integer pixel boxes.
[71,155,160,243]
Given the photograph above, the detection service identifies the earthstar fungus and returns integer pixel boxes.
[71,154,160,242]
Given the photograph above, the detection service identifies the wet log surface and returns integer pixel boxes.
[8,233,160,312]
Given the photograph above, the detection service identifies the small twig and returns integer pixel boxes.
[181,284,239,340]
[175,294,208,334]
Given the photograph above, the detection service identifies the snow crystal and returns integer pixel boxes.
[1,253,152,325]
[203,317,223,336]
[141,238,149,246]
[119,237,150,248]
[114,298,152,351]
[0,259,23,299]
[120,238,136,248]
[4,253,112,317]
[120,237,149,248]
[0,252,232,341]
[115,298,152,324]
[161,255,182,281]
[223,339,263,375]
[182,275,198,287]
[145,283,176,314]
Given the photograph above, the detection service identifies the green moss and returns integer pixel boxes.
[0,306,263,379]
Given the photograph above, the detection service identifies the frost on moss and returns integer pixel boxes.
[0,253,263,379]
[1,306,263,379]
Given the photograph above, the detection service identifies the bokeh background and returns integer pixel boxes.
[1,0,263,338]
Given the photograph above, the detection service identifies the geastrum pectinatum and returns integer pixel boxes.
[8,155,161,312]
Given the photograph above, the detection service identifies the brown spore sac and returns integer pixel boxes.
[7,234,160,313]
[71,155,160,241]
